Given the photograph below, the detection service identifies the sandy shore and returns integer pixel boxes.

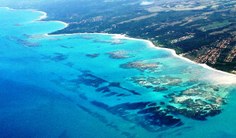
[2,7,236,84]
[113,34,236,84]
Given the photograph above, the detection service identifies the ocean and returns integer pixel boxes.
[0,7,236,138]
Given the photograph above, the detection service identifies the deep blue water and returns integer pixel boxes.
[0,7,236,138]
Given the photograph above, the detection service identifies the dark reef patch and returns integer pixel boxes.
[91,101,183,132]
[71,73,107,87]
[43,52,68,62]
[86,53,100,58]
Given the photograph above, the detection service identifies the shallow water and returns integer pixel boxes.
[0,7,236,138]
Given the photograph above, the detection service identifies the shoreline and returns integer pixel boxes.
[48,30,236,80]
[2,7,236,84]
[115,34,236,77]
[34,8,236,83]
[0,7,69,28]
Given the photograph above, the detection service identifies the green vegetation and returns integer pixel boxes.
[199,21,232,32]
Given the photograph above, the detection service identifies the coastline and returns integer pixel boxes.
[113,34,236,84]
[1,6,236,138]
[31,9,69,28]
[2,7,236,84]
[0,7,68,28]
[116,34,236,77]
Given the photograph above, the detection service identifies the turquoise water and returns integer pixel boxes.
[0,7,236,138]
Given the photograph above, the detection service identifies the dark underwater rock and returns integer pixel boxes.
[86,53,100,58]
